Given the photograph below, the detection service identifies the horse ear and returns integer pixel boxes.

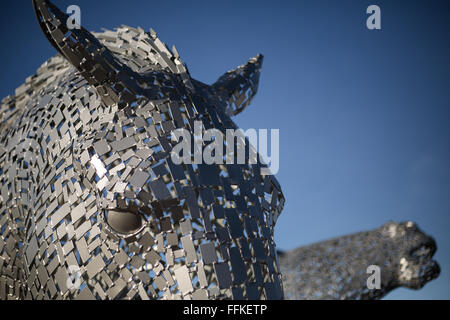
[32,0,142,108]
[212,54,263,116]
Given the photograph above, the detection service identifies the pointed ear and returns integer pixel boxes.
[212,54,263,116]
[32,0,143,108]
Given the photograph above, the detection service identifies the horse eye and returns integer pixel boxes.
[106,209,143,235]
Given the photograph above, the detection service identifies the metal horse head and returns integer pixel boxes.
[0,0,284,299]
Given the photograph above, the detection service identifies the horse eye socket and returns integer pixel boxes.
[106,209,143,235]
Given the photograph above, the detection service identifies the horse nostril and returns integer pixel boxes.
[106,209,143,235]
[410,239,437,260]
[411,245,430,258]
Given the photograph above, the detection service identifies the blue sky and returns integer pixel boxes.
[0,0,448,299]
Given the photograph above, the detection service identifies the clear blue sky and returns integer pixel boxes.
[0,0,448,299]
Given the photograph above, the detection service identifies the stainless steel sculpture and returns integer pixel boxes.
[280,221,440,299]
[0,0,439,300]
